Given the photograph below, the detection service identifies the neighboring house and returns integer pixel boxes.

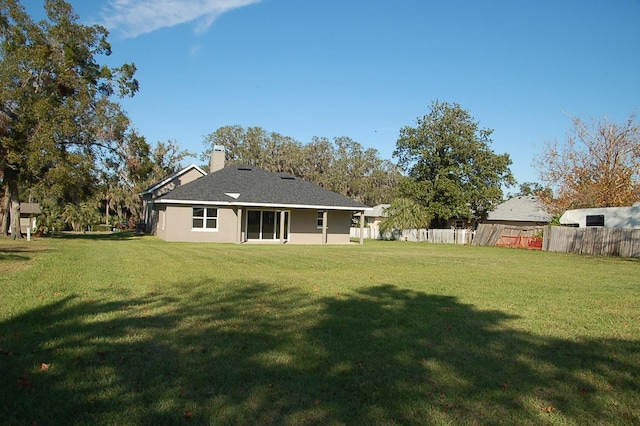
[484,196,552,227]
[363,204,390,238]
[139,163,207,233]
[20,203,41,232]
[149,150,370,244]
[447,217,474,229]
[560,203,640,228]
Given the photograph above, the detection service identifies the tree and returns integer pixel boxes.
[0,0,138,237]
[149,139,195,181]
[379,198,432,240]
[36,198,64,234]
[508,181,554,200]
[321,136,401,206]
[98,133,194,225]
[62,201,99,232]
[393,101,515,228]
[202,125,304,174]
[535,113,640,213]
[202,126,400,206]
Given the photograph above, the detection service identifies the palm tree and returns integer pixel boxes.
[379,198,433,241]
[62,202,100,232]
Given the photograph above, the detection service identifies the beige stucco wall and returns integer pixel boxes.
[156,205,238,243]
[154,205,355,244]
[142,168,205,232]
[153,168,204,199]
[288,209,352,244]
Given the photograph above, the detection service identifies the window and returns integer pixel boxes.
[317,211,325,229]
[586,214,604,227]
[192,207,218,230]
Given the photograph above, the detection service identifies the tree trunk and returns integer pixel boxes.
[1,185,9,236]
[7,172,23,239]
[10,200,22,240]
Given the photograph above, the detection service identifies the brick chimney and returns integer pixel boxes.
[210,145,225,172]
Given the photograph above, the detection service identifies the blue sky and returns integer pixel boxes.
[23,0,640,187]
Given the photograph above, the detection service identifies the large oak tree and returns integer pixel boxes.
[393,101,515,228]
[0,0,138,237]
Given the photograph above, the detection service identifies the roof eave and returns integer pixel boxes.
[153,199,370,211]
[139,164,207,195]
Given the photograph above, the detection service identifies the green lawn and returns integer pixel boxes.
[1,234,639,425]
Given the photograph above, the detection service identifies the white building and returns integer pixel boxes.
[559,203,640,228]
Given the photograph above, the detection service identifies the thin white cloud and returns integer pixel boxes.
[102,0,262,38]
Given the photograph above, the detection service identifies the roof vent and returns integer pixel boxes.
[280,175,296,180]
[238,166,252,171]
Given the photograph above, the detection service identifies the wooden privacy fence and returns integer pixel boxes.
[473,224,545,247]
[353,224,640,257]
[544,226,640,257]
[474,224,640,257]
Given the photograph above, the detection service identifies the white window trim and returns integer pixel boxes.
[192,206,219,232]
[317,211,325,229]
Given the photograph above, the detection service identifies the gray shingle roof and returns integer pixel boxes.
[487,196,552,222]
[157,165,368,210]
[140,164,206,195]
[365,204,390,218]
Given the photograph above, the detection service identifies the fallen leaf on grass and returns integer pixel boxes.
[543,406,555,413]
[182,411,194,420]
[40,363,50,371]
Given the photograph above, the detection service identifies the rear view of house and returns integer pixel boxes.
[145,149,370,244]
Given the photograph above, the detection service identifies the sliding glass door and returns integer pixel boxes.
[246,210,289,241]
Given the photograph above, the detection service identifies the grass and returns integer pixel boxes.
[0,233,639,425]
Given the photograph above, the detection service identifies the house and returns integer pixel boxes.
[139,163,207,233]
[19,203,41,232]
[484,196,552,227]
[473,197,551,249]
[559,203,640,228]
[149,149,370,244]
[363,204,390,239]
[447,217,474,229]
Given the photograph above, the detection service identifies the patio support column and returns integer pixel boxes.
[322,211,328,245]
[236,208,243,244]
[279,210,286,244]
[359,210,365,245]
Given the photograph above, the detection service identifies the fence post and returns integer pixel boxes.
[542,225,551,251]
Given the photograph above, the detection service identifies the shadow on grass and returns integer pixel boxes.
[1,283,638,424]
[48,231,142,241]
[0,246,52,272]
